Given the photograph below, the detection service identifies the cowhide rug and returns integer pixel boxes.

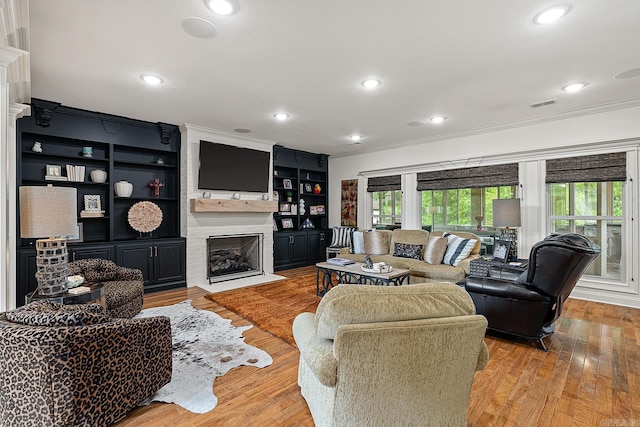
[135,300,273,413]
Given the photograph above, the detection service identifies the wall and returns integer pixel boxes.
[180,124,278,291]
[328,106,640,308]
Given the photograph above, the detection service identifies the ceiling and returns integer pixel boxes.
[29,0,640,157]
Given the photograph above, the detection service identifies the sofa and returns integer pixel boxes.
[293,282,489,426]
[68,258,144,318]
[339,229,482,284]
[0,301,172,427]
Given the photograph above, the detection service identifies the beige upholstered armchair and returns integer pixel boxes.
[293,283,489,427]
[0,301,172,427]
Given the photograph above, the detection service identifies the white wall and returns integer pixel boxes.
[328,106,640,308]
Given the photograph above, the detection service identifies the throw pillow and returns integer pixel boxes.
[443,233,478,266]
[363,231,390,255]
[350,230,365,254]
[424,236,448,264]
[330,226,355,248]
[393,242,423,260]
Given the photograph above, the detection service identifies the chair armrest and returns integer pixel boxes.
[292,312,338,387]
[465,277,549,302]
[488,266,526,281]
[115,267,144,281]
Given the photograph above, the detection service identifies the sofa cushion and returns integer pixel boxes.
[425,236,448,264]
[315,283,476,340]
[443,233,477,266]
[388,229,430,255]
[363,231,391,255]
[350,230,365,254]
[330,226,356,248]
[431,231,482,255]
[6,301,110,327]
[393,242,423,260]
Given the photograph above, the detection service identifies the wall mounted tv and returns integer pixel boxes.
[198,140,271,193]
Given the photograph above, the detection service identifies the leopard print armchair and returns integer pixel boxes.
[68,258,144,318]
[0,301,172,427]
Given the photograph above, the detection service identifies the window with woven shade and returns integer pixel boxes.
[368,175,402,228]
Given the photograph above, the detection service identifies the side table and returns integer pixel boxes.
[26,282,105,306]
[468,258,528,278]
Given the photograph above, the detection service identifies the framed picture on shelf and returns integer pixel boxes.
[310,206,318,215]
[283,179,292,189]
[492,240,511,263]
[281,218,294,229]
[279,202,290,212]
[316,205,325,215]
[84,195,102,211]
[46,164,62,177]
[305,183,312,193]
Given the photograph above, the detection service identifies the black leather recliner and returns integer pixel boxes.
[465,233,601,351]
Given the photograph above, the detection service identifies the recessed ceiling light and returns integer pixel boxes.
[361,79,381,89]
[429,116,446,124]
[562,82,588,92]
[614,68,640,80]
[206,0,239,15]
[273,113,289,121]
[140,74,164,85]
[349,135,363,142]
[534,4,571,24]
[182,17,217,39]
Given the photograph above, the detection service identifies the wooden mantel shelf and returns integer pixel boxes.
[190,198,278,213]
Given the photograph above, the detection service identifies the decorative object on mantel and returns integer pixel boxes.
[128,201,163,234]
[203,191,212,199]
[149,177,164,197]
[261,193,270,200]
[232,193,241,200]
[115,180,133,197]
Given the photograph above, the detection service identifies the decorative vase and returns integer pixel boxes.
[115,180,133,197]
[90,169,107,183]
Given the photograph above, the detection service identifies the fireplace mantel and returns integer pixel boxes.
[190,198,278,213]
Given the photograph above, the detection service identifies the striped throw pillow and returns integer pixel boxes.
[330,227,355,248]
[443,233,477,266]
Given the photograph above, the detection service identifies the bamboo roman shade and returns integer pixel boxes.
[545,152,627,183]
[367,175,401,192]
[416,163,518,191]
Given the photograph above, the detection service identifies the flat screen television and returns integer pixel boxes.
[198,141,270,193]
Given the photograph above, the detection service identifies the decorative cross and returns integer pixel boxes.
[149,177,164,197]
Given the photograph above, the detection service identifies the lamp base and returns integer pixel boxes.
[499,227,518,261]
[34,238,69,296]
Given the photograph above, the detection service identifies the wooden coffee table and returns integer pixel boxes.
[315,261,410,296]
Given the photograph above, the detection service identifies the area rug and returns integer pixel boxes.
[135,300,273,413]
[205,269,321,346]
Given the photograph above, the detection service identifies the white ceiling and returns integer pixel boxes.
[29,0,640,157]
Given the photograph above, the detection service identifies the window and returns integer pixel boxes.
[372,190,402,226]
[548,181,623,280]
[421,186,517,228]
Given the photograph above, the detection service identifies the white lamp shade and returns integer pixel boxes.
[428,206,442,214]
[493,198,521,227]
[20,186,78,238]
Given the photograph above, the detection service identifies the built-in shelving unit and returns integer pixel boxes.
[15,99,186,306]
[272,145,330,270]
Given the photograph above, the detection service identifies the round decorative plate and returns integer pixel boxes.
[128,201,163,233]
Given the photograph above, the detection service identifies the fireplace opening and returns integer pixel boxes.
[207,233,263,283]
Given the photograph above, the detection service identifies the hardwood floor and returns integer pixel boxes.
[115,267,640,427]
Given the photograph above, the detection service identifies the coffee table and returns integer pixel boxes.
[315,261,410,296]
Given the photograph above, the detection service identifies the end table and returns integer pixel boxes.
[26,282,105,306]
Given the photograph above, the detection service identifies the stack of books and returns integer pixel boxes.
[65,164,85,182]
[80,210,105,218]
[327,257,356,266]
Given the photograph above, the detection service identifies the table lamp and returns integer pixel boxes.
[428,206,441,230]
[19,185,78,295]
[493,198,521,261]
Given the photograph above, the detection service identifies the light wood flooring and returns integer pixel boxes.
[115,267,640,427]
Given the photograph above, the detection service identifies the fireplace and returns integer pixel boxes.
[207,233,263,283]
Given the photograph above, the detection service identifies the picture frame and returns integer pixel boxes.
[272,191,279,201]
[305,183,312,193]
[283,179,292,189]
[66,223,84,243]
[316,205,325,215]
[492,240,512,263]
[84,194,102,211]
[279,202,290,212]
[46,164,62,177]
[310,206,318,215]
[281,218,294,229]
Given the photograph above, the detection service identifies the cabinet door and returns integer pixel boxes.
[306,230,323,260]
[17,249,38,307]
[154,240,186,284]
[291,232,308,262]
[117,243,153,286]
[273,234,293,265]
[69,244,115,262]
